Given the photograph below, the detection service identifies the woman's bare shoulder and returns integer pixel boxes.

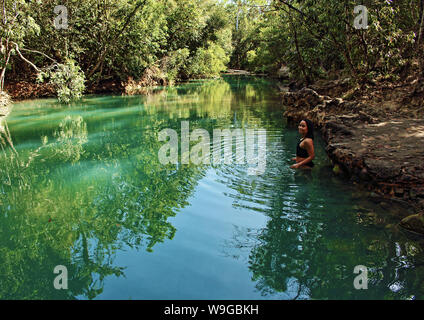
[302,138,314,145]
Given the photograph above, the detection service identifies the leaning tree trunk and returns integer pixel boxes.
[0,50,11,92]
[0,39,12,92]
[288,12,310,85]
[418,0,424,77]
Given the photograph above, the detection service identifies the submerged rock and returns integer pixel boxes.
[400,212,424,235]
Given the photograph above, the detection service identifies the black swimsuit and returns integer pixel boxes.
[296,138,314,168]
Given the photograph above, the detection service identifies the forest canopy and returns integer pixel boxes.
[1,0,423,101]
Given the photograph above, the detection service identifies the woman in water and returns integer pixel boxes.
[290,119,315,169]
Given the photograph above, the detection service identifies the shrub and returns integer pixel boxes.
[188,42,229,78]
[37,59,85,103]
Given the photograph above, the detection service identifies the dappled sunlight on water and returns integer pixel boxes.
[1,76,424,299]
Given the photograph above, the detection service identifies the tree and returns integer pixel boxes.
[1,0,85,102]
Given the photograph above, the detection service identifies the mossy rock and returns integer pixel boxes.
[400,212,424,235]
[333,164,341,175]
[405,242,422,256]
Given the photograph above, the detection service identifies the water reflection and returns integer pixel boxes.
[0,77,275,299]
[217,130,424,299]
[0,115,207,298]
[2,76,423,300]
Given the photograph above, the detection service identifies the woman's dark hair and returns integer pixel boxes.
[302,119,314,140]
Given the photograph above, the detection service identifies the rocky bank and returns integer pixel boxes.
[281,83,424,235]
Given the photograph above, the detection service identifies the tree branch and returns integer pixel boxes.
[11,42,41,72]
[2,0,6,25]
[19,47,57,63]
[87,0,148,79]
[418,0,424,48]
[276,0,359,78]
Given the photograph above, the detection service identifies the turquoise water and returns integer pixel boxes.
[1,76,424,299]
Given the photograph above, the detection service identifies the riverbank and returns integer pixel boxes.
[280,76,424,235]
[4,79,124,101]
[4,69,273,101]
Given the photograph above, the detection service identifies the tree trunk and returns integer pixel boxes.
[418,0,424,76]
[87,0,147,80]
[0,37,12,92]
[289,16,310,85]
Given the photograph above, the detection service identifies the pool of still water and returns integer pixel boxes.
[1,76,424,299]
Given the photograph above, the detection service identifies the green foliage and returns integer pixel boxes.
[364,3,416,75]
[188,42,230,78]
[3,0,234,97]
[38,59,86,103]
[0,0,40,46]
[3,0,420,94]
[165,48,190,83]
[230,0,420,82]
[50,60,85,103]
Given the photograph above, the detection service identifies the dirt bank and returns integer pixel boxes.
[4,79,125,101]
[281,79,424,235]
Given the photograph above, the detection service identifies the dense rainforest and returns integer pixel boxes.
[0,0,423,103]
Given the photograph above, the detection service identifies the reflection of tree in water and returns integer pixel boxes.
[52,116,88,163]
[6,76,420,300]
[0,77,280,299]
[217,123,424,300]
[0,110,207,299]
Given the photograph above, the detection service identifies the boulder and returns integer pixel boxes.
[282,88,324,109]
[277,65,290,79]
[400,212,424,235]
